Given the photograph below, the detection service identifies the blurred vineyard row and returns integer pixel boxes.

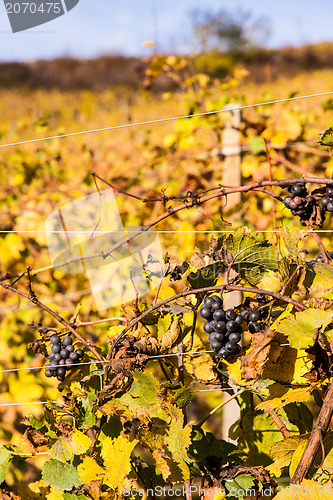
[0,50,333,493]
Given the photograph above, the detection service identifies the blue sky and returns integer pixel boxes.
[1,0,333,61]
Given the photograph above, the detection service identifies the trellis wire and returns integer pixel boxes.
[0,91,332,150]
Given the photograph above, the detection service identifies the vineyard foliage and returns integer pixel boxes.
[1,55,333,499]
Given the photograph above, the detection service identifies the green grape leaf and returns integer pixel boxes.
[174,387,192,408]
[42,459,83,491]
[230,409,298,467]
[28,415,46,430]
[0,449,12,484]
[225,474,257,499]
[317,126,333,147]
[187,262,224,289]
[280,227,306,264]
[218,228,278,285]
[274,308,333,349]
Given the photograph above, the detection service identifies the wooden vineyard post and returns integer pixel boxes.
[221,104,242,442]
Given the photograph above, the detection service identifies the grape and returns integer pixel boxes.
[293,196,303,206]
[291,183,305,196]
[56,367,66,378]
[210,340,223,352]
[50,335,60,345]
[248,322,261,333]
[213,309,225,321]
[283,196,292,207]
[217,347,228,358]
[289,200,297,210]
[69,352,79,362]
[260,308,269,319]
[49,353,55,361]
[228,332,241,343]
[53,353,61,362]
[60,349,69,359]
[321,197,330,208]
[327,202,333,212]
[76,349,84,359]
[225,342,237,353]
[204,322,215,334]
[211,295,222,308]
[235,314,244,325]
[204,297,214,308]
[305,195,315,204]
[211,301,221,311]
[326,187,333,197]
[226,320,238,332]
[214,332,225,343]
[234,344,241,354]
[225,309,236,321]
[51,344,61,353]
[66,344,75,353]
[248,311,260,322]
[200,306,212,319]
[65,358,74,368]
[209,320,217,330]
[45,369,53,378]
[62,336,72,346]
[59,359,66,365]
[215,321,226,333]
[240,310,249,321]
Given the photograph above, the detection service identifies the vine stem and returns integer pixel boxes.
[264,405,291,438]
[312,232,331,261]
[0,282,104,363]
[197,389,244,427]
[291,379,333,484]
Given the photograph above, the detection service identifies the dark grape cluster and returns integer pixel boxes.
[283,183,316,225]
[240,308,268,333]
[200,295,243,361]
[200,295,269,362]
[45,335,84,382]
[320,186,333,213]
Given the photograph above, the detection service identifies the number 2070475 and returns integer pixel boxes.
[5,3,62,14]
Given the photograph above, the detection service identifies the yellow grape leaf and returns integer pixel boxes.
[267,435,307,477]
[156,284,176,301]
[77,456,105,485]
[289,441,307,478]
[160,318,185,352]
[101,435,138,490]
[46,485,64,500]
[182,333,216,382]
[8,372,44,402]
[64,429,92,455]
[107,325,124,341]
[0,233,25,265]
[165,407,191,481]
[263,345,313,384]
[256,383,312,411]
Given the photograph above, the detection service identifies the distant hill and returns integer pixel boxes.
[1,42,333,91]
